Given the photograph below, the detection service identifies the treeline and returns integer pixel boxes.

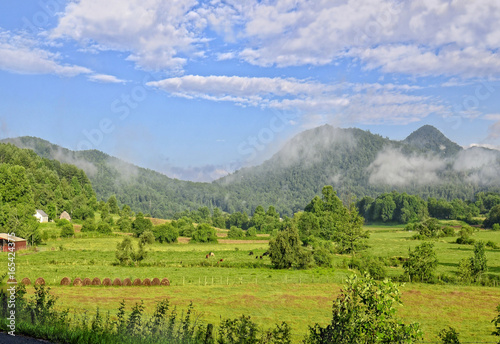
[356,190,500,227]
[0,143,97,244]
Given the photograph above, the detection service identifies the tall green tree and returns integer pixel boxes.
[403,242,438,283]
[269,225,311,269]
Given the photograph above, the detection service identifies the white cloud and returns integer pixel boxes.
[206,0,500,78]
[87,74,127,84]
[483,114,500,121]
[51,0,207,72]
[148,75,447,125]
[0,30,91,76]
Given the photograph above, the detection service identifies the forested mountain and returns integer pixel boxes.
[3,124,500,218]
[403,124,462,157]
[0,143,97,242]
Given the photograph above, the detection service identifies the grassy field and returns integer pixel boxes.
[2,222,500,343]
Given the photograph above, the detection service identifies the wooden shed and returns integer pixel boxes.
[0,233,27,252]
[59,211,71,221]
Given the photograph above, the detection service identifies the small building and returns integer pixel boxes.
[59,211,71,221]
[34,209,48,223]
[0,233,27,252]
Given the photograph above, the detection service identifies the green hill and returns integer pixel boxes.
[3,125,500,218]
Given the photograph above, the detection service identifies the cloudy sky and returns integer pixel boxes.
[1,0,500,181]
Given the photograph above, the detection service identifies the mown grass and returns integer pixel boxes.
[1,222,500,343]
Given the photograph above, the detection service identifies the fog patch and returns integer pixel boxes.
[453,147,500,185]
[273,125,357,167]
[52,148,98,177]
[368,147,446,186]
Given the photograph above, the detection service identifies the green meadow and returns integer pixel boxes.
[2,222,500,343]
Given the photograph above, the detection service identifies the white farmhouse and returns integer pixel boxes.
[34,209,49,223]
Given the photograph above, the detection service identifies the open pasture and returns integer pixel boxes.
[2,222,500,343]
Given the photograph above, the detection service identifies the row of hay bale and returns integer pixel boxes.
[59,277,170,287]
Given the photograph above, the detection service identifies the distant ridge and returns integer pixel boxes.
[403,125,462,157]
[2,124,500,217]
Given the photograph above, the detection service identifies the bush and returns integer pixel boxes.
[304,274,422,344]
[153,223,179,243]
[139,230,155,245]
[56,219,71,227]
[60,223,74,238]
[81,218,96,232]
[246,226,257,237]
[492,223,500,231]
[97,222,112,234]
[403,242,438,283]
[440,227,456,237]
[438,326,460,344]
[191,223,218,243]
[352,256,387,280]
[228,226,244,239]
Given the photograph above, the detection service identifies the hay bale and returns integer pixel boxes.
[83,278,92,286]
[60,277,71,286]
[113,278,122,286]
[92,277,101,286]
[151,277,160,286]
[21,278,31,286]
[102,278,112,286]
[123,278,132,286]
[73,278,83,287]
[133,278,142,286]
[35,277,45,286]
[142,278,151,286]
[160,278,170,286]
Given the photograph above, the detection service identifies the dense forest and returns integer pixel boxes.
[2,124,500,219]
[0,143,97,243]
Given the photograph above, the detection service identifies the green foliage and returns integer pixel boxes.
[438,326,461,344]
[493,223,500,231]
[139,230,155,245]
[132,212,153,237]
[333,206,369,255]
[246,226,257,237]
[351,256,388,280]
[403,242,438,283]
[153,223,179,243]
[485,205,500,229]
[304,274,422,344]
[60,223,74,238]
[460,241,488,282]
[269,225,311,269]
[97,221,112,234]
[115,237,147,266]
[228,226,244,239]
[107,195,120,214]
[191,223,218,243]
[217,315,259,344]
[492,304,500,338]
[81,218,96,232]
[456,226,475,245]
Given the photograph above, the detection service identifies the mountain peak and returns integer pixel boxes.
[403,125,462,156]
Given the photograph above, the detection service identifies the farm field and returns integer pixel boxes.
[2,222,500,343]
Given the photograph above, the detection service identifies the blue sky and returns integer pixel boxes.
[1,0,500,181]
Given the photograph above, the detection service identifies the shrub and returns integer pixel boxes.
[153,223,179,243]
[246,226,257,237]
[438,326,460,344]
[81,218,96,232]
[492,223,500,231]
[352,256,387,280]
[191,223,218,243]
[97,222,112,234]
[60,223,74,238]
[228,226,245,239]
[56,219,71,227]
[440,227,455,237]
[304,274,422,343]
[139,230,155,245]
[403,242,438,283]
